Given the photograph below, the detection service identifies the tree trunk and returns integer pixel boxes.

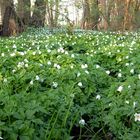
[2,0,16,36]
[54,0,59,27]
[0,0,5,25]
[98,0,111,30]
[123,0,133,30]
[46,0,55,28]
[31,0,46,27]
[2,6,12,36]
[90,0,99,30]
[133,0,140,29]
[17,0,31,26]
[2,0,23,36]
[116,0,125,30]
[81,0,90,29]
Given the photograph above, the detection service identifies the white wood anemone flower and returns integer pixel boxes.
[117,86,123,92]
[134,113,140,121]
[79,119,86,125]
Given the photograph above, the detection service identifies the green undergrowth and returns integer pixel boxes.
[0,29,140,140]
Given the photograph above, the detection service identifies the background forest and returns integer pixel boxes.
[0,0,140,36]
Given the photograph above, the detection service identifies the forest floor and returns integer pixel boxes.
[0,29,140,140]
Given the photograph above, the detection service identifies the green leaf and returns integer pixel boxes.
[20,135,30,140]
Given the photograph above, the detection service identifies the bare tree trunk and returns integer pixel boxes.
[31,0,46,27]
[81,0,90,29]
[2,0,16,36]
[133,0,140,29]
[17,0,24,19]
[46,0,56,28]
[1,0,24,36]
[90,0,99,30]
[123,0,133,30]
[116,0,125,30]
[0,0,6,25]
[17,0,31,26]
[98,0,111,30]
[106,0,113,29]
[46,0,60,28]
[54,0,59,27]
[49,1,54,27]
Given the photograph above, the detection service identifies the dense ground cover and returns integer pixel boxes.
[0,29,140,140]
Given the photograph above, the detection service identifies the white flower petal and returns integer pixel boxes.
[117,86,123,92]
[96,95,101,100]
[134,113,140,121]
[79,119,85,125]
[78,82,82,87]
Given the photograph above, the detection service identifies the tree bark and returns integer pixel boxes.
[2,0,23,36]
[133,0,140,29]
[90,0,99,30]
[54,0,59,27]
[0,0,6,25]
[81,0,90,29]
[31,0,46,27]
[17,0,31,26]
[46,0,54,28]
[2,0,16,36]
